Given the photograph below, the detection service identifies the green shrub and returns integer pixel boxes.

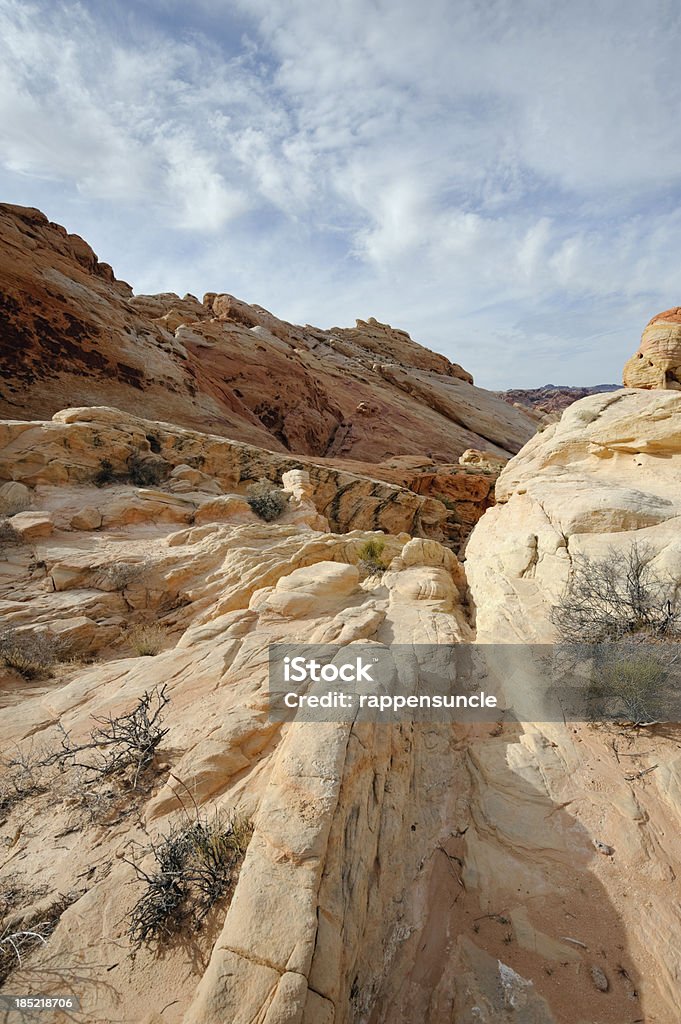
[357,538,387,578]
[246,479,288,522]
[586,642,675,725]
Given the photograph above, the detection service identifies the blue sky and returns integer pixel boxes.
[2,0,681,388]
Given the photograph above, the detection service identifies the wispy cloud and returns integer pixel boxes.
[1,0,681,387]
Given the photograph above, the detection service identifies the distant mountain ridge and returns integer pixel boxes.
[498,383,620,416]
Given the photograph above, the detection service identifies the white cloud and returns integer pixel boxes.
[2,0,681,388]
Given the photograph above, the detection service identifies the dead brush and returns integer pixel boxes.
[0,742,48,813]
[43,684,170,789]
[0,627,61,679]
[0,922,50,984]
[126,811,253,952]
[0,888,78,984]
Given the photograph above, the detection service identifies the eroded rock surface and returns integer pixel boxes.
[3,391,679,1023]
[0,204,535,465]
[623,306,681,389]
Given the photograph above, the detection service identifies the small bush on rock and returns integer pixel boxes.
[553,543,680,726]
[128,624,166,657]
[127,812,253,951]
[94,459,116,486]
[0,628,60,679]
[44,685,170,789]
[246,479,288,522]
[585,641,676,725]
[551,542,677,644]
[357,538,387,578]
[0,520,23,547]
[128,454,170,488]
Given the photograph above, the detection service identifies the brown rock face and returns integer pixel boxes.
[0,204,535,464]
[623,307,681,389]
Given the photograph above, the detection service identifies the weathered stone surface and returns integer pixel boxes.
[7,510,53,540]
[0,407,452,540]
[0,204,535,465]
[70,506,102,530]
[465,388,681,1021]
[624,307,681,389]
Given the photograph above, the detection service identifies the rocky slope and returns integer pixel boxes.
[0,204,534,465]
[2,391,680,1023]
[1,211,680,1024]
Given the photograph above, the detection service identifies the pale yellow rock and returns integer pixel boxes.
[8,510,53,540]
[459,447,507,472]
[465,387,681,1020]
[193,494,253,524]
[623,308,681,389]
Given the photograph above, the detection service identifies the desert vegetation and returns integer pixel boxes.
[553,543,680,724]
[357,537,387,578]
[0,627,61,679]
[551,542,677,644]
[246,478,288,521]
[127,812,253,952]
[44,685,170,789]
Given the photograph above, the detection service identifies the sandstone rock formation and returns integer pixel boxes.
[465,388,681,1021]
[0,204,535,466]
[623,307,681,389]
[3,390,680,1023]
[2,210,680,1024]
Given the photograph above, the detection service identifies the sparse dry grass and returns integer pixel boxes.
[127,624,166,657]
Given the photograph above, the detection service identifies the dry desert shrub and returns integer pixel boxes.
[552,542,677,644]
[0,742,48,813]
[246,478,288,522]
[127,453,170,488]
[96,557,151,591]
[127,812,253,952]
[44,684,170,789]
[0,628,61,679]
[0,886,78,985]
[552,542,680,725]
[0,519,23,547]
[94,453,170,488]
